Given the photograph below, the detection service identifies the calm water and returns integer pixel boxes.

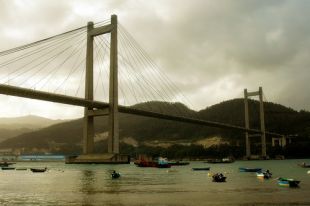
[0,160,310,206]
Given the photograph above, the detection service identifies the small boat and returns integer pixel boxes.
[157,157,171,168]
[15,168,27,171]
[298,162,310,168]
[192,167,210,171]
[157,164,171,168]
[212,173,227,182]
[256,170,272,179]
[135,157,171,168]
[111,171,120,179]
[30,168,47,173]
[167,169,178,173]
[239,167,262,172]
[205,157,234,164]
[169,161,190,166]
[277,177,300,187]
[1,167,15,170]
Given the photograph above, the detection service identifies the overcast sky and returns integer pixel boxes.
[0,0,309,119]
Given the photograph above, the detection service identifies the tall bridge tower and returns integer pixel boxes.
[68,14,127,163]
[244,87,266,159]
[83,15,119,155]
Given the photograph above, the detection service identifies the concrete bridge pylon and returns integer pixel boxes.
[244,87,266,159]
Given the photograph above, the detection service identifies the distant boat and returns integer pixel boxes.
[212,173,227,182]
[239,167,262,172]
[256,170,272,179]
[15,168,27,171]
[111,171,120,179]
[30,168,47,173]
[298,162,310,168]
[205,158,234,164]
[277,177,300,187]
[168,161,190,166]
[135,157,171,168]
[1,167,15,170]
[192,167,210,171]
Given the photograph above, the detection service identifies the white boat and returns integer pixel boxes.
[256,170,272,179]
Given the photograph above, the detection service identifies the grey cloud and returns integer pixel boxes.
[0,0,309,119]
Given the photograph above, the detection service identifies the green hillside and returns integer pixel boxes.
[0,99,309,157]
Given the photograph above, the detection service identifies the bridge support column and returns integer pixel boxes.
[244,89,251,158]
[244,87,267,159]
[259,87,266,157]
[83,22,94,154]
[108,15,119,154]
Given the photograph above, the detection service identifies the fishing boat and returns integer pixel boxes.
[256,170,272,179]
[30,168,47,173]
[298,162,310,168]
[212,173,227,182]
[277,177,300,187]
[192,167,210,171]
[135,157,171,168]
[1,167,15,170]
[239,167,262,172]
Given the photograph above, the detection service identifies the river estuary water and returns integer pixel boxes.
[0,159,309,206]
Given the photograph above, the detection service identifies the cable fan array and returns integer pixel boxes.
[0,19,198,119]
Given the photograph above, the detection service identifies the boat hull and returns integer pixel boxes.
[192,167,210,171]
[239,168,262,172]
[278,178,300,187]
[30,168,47,173]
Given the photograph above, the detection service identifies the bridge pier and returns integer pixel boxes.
[244,87,267,159]
[68,15,125,164]
[108,15,119,154]
[83,22,95,154]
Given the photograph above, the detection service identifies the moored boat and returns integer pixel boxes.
[135,157,171,168]
[1,167,15,170]
[256,170,272,179]
[30,168,47,173]
[277,177,300,187]
[212,173,227,182]
[298,162,310,168]
[192,167,210,171]
[168,161,190,166]
[111,171,120,179]
[239,167,262,172]
[205,157,234,164]
[15,168,27,171]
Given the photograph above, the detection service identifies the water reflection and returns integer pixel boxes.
[79,169,124,206]
[80,170,96,206]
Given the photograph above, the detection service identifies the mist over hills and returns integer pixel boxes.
[0,99,309,154]
[0,115,67,143]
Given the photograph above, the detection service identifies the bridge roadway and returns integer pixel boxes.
[0,84,282,137]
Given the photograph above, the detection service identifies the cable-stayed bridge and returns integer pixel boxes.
[0,15,282,163]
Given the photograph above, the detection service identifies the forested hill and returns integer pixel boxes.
[0,99,309,150]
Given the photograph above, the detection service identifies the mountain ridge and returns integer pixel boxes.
[0,99,309,153]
